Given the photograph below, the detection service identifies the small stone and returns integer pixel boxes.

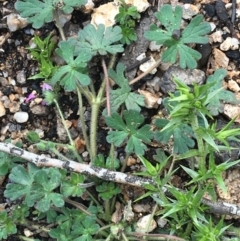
[30,105,49,116]
[139,56,157,74]
[209,30,223,43]
[149,41,162,52]
[9,101,20,113]
[228,80,240,92]
[13,111,29,123]
[6,13,28,32]
[0,101,6,117]
[136,214,157,233]
[16,70,26,84]
[0,77,8,86]
[160,66,205,93]
[220,37,239,51]
[182,4,199,19]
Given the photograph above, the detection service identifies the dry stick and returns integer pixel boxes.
[129,58,161,85]
[1,142,240,218]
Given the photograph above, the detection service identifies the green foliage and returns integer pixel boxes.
[144,4,211,69]
[49,208,99,241]
[108,63,145,112]
[106,110,153,155]
[115,2,140,44]
[154,119,195,154]
[15,0,87,29]
[28,34,57,80]
[206,69,240,116]
[0,210,17,239]
[96,182,121,200]
[60,172,85,197]
[49,40,92,91]
[93,154,120,170]
[193,218,230,241]
[74,24,124,56]
[4,163,64,212]
[0,146,25,178]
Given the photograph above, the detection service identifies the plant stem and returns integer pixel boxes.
[102,57,111,116]
[54,99,74,146]
[77,87,91,156]
[53,9,66,41]
[191,113,206,172]
[54,99,83,162]
[104,199,112,221]
[90,99,101,160]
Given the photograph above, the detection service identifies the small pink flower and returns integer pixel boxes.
[42,83,53,91]
[25,92,36,103]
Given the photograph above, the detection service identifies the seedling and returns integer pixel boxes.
[144,4,211,69]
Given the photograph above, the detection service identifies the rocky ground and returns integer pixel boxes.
[1,0,240,240]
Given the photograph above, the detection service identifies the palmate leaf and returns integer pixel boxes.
[108,63,145,112]
[106,110,153,155]
[76,24,124,56]
[15,0,86,29]
[206,69,240,116]
[155,118,195,154]
[144,4,211,69]
[4,164,64,212]
[49,40,92,91]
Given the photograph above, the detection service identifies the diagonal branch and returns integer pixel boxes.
[1,142,240,218]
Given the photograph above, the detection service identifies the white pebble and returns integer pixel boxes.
[14,111,29,123]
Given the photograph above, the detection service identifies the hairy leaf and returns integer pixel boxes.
[76,24,124,56]
[5,164,64,212]
[155,118,195,154]
[50,40,92,91]
[206,69,240,116]
[144,4,211,69]
[108,63,145,112]
[106,110,153,155]
[15,0,86,29]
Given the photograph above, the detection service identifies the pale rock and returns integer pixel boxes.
[133,203,151,213]
[227,80,240,92]
[209,48,229,70]
[182,4,199,19]
[6,13,28,32]
[224,104,240,123]
[209,30,223,43]
[14,111,29,123]
[136,214,157,233]
[16,70,26,84]
[138,89,159,109]
[31,105,49,116]
[0,101,6,117]
[34,98,43,104]
[209,22,216,31]
[136,53,146,61]
[1,125,9,135]
[0,77,8,86]
[139,56,157,74]
[83,0,95,13]
[91,2,119,27]
[149,41,162,52]
[220,37,239,51]
[157,218,168,228]
[9,101,20,113]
